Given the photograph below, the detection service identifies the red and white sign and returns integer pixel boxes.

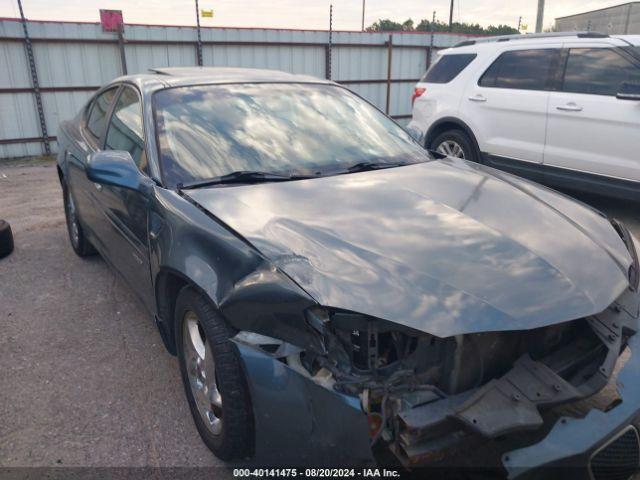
[100,9,124,33]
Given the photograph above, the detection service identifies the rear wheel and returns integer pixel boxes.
[63,186,96,257]
[431,129,478,163]
[175,286,253,460]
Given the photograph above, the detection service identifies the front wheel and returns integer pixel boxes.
[431,129,478,163]
[175,286,254,460]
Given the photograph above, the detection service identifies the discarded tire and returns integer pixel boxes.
[0,219,14,258]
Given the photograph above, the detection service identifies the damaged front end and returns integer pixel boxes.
[234,283,640,474]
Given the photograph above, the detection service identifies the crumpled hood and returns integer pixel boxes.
[184,158,632,337]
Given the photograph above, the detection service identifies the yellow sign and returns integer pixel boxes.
[201,9,214,18]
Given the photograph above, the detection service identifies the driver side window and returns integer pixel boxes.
[105,87,149,176]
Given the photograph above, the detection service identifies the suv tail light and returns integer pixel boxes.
[411,87,426,106]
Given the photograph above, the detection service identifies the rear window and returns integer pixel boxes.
[479,49,559,91]
[562,48,640,96]
[421,54,477,83]
[86,87,118,140]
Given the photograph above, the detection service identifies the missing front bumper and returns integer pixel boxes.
[232,287,640,473]
[502,332,640,479]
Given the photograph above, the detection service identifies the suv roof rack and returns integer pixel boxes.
[452,31,609,48]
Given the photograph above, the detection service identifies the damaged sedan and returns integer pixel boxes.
[56,67,640,478]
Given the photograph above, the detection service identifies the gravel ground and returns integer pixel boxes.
[0,159,228,478]
[0,159,638,475]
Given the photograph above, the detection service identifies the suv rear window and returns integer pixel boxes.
[421,54,477,83]
[479,49,559,91]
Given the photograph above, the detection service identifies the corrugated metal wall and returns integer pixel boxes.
[555,2,640,35]
[0,18,474,158]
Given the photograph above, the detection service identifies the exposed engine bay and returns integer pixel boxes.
[235,284,640,467]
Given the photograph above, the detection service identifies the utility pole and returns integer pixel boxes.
[361,0,365,31]
[518,16,522,32]
[195,0,203,66]
[448,0,454,31]
[535,0,545,33]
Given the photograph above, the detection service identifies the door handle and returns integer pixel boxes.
[94,183,102,192]
[556,103,582,112]
[468,95,487,102]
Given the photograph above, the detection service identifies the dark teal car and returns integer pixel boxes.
[56,67,640,477]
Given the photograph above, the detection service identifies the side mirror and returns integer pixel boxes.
[617,82,640,101]
[86,151,153,192]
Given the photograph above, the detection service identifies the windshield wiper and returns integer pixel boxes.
[178,170,313,189]
[345,160,409,173]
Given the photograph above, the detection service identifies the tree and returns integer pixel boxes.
[402,19,414,31]
[485,24,520,35]
[366,19,404,31]
[369,18,519,36]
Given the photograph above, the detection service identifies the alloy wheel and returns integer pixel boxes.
[436,140,466,159]
[183,311,223,435]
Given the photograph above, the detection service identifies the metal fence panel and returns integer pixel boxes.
[0,18,476,158]
[33,43,121,87]
[0,41,30,88]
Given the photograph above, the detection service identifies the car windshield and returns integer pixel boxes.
[153,83,431,187]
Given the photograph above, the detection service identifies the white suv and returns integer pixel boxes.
[407,32,640,200]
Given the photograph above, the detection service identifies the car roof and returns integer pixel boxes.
[111,67,334,95]
[619,35,640,46]
[442,32,635,55]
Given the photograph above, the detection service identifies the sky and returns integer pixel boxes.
[0,0,629,32]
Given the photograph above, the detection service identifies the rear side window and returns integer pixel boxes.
[421,54,477,83]
[479,49,559,91]
[86,88,118,140]
[562,48,640,96]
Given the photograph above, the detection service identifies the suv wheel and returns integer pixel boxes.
[63,186,96,257]
[175,286,254,460]
[431,129,478,163]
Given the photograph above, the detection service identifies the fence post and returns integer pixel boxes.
[385,33,393,114]
[325,4,333,80]
[195,0,203,65]
[117,25,128,75]
[17,0,50,155]
[428,11,436,69]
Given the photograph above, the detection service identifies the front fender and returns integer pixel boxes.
[150,188,318,350]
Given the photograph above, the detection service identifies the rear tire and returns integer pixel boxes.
[175,286,253,461]
[431,129,478,163]
[0,220,14,259]
[63,185,96,257]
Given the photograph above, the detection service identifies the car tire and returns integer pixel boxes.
[62,185,97,258]
[431,129,478,163]
[0,219,14,259]
[175,286,253,461]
